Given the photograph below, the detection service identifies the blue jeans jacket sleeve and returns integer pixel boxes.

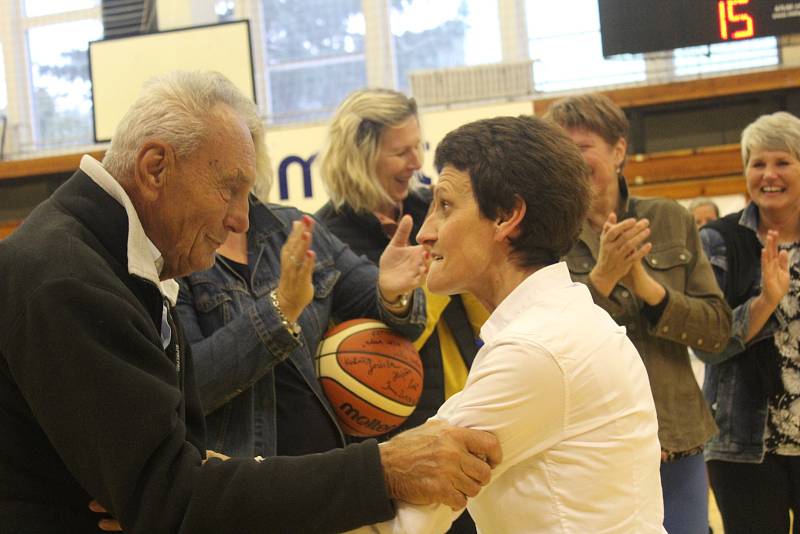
[176,279,300,414]
[695,226,780,365]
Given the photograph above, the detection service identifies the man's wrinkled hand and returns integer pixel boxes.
[379,420,501,511]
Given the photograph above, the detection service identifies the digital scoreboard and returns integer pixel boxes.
[598,0,800,56]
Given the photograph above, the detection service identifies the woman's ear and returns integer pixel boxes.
[495,195,526,243]
[613,136,628,170]
[133,140,172,202]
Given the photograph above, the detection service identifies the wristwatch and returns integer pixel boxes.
[378,287,411,313]
[269,289,302,338]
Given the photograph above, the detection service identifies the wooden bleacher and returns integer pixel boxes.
[531,66,800,200]
[0,150,105,239]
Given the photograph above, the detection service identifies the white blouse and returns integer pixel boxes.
[351,262,665,533]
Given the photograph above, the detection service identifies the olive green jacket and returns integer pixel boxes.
[565,182,731,452]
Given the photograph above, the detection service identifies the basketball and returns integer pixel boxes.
[316,319,424,437]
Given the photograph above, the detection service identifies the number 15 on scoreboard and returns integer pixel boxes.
[718,0,755,40]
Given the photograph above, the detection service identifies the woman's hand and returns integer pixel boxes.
[589,212,652,296]
[624,259,666,306]
[378,215,430,300]
[277,215,317,322]
[760,229,790,308]
[744,229,790,343]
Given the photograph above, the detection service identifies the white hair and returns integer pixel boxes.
[102,70,272,202]
[740,111,800,168]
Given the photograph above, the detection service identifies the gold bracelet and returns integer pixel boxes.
[269,289,302,338]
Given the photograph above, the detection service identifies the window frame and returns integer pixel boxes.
[0,0,787,157]
[0,2,101,154]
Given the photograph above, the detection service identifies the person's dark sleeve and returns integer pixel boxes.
[4,278,393,534]
[641,292,669,325]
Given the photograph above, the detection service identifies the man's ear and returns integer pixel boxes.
[133,140,172,202]
[494,195,526,243]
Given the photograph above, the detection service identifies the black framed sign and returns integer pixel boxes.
[599,0,800,56]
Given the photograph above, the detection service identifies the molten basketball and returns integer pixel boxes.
[316,319,423,437]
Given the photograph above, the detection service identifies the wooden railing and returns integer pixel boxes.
[0,150,105,182]
[531,66,800,115]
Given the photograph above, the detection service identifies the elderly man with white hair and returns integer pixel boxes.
[0,71,500,534]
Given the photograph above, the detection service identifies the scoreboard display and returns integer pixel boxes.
[598,0,800,56]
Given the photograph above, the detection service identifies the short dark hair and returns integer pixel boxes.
[434,116,590,268]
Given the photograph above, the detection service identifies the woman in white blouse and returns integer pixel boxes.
[351,115,665,534]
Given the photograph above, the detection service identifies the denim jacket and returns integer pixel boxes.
[698,203,784,463]
[176,198,426,458]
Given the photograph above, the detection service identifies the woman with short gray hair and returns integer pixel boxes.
[700,110,800,534]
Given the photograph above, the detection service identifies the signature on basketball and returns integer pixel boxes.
[364,336,404,346]
[342,357,420,405]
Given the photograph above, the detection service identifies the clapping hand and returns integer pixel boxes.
[378,215,430,301]
[277,215,317,322]
[761,229,790,308]
[590,212,652,296]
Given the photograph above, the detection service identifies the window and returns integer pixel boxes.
[261,0,366,123]
[215,0,236,22]
[28,19,103,149]
[0,1,102,155]
[0,42,6,114]
[526,0,645,92]
[391,0,501,93]
[674,37,779,77]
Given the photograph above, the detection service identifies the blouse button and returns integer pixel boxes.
[621,290,630,298]
[582,262,589,269]
[679,253,687,261]
[697,338,704,346]
[662,325,669,333]
[680,332,687,340]
[651,258,659,265]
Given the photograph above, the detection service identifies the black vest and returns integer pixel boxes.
[705,211,782,397]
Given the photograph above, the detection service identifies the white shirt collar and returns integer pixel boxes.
[480,262,573,345]
[79,155,179,306]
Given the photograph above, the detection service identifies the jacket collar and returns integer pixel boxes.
[576,175,631,258]
[335,187,432,244]
[74,155,179,305]
[739,202,760,233]
[244,195,287,248]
